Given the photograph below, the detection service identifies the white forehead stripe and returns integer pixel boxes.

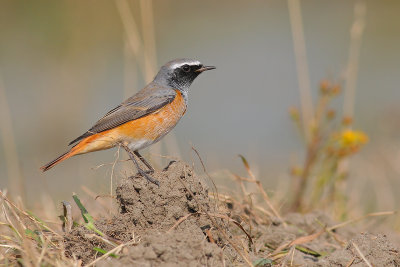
[170,60,201,69]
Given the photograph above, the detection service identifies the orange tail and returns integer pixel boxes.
[40,150,75,172]
[40,131,114,171]
[40,138,91,172]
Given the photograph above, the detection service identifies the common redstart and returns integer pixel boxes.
[40,59,215,185]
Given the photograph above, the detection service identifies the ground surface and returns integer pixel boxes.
[63,161,400,266]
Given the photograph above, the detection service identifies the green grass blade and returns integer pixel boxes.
[72,194,105,237]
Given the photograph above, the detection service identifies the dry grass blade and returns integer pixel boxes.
[91,159,130,170]
[238,155,251,172]
[114,0,142,57]
[178,166,253,267]
[4,199,26,231]
[81,186,114,215]
[167,213,197,233]
[37,238,49,266]
[352,242,372,267]
[95,195,116,200]
[254,179,286,227]
[290,245,296,266]
[84,233,120,247]
[84,240,138,267]
[110,146,120,202]
[2,203,23,239]
[0,233,15,242]
[254,206,274,218]
[287,0,313,141]
[343,0,367,119]
[0,243,22,250]
[61,201,72,234]
[205,212,253,245]
[139,0,157,82]
[209,191,267,225]
[270,229,324,256]
[346,256,356,267]
[233,174,249,197]
[238,155,286,227]
[327,211,396,232]
[0,190,61,237]
[192,146,220,211]
[340,0,367,184]
[288,229,324,246]
[280,245,296,267]
[205,229,215,244]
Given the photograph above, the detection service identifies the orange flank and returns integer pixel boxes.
[40,90,186,171]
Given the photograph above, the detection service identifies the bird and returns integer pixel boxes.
[40,58,215,185]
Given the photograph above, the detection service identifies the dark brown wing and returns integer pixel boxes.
[69,84,177,145]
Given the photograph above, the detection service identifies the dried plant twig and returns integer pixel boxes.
[238,155,286,227]
[343,0,367,119]
[327,211,396,232]
[84,240,138,267]
[288,0,313,141]
[270,229,324,256]
[352,242,372,267]
[167,213,197,233]
[178,166,253,266]
[61,201,72,234]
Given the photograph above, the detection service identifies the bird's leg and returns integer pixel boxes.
[134,151,155,174]
[120,143,160,186]
[130,154,160,186]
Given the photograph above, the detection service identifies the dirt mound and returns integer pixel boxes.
[64,161,224,266]
[115,160,211,231]
[248,212,400,266]
[98,229,222,267]
[63,160,400,266]
[315,233,400,267]
[247,211,353,266]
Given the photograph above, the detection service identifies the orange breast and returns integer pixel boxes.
[116,90,186,142]
[76,90,186,154]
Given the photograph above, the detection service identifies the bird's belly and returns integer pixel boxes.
[78,90,186,154]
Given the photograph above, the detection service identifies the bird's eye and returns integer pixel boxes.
[182,65,191,72]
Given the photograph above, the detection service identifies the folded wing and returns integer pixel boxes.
[69,85,176,145]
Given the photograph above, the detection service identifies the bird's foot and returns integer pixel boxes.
[143,169,154,174]
[137,169,160,186]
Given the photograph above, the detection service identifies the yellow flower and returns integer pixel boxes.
[339,130,368,147]
[330,129,368,157]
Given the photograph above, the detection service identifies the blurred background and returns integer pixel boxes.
[0,0,399,223]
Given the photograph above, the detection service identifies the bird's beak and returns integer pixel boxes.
[195,66,216,73]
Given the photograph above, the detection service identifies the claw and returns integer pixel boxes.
[120,143,159,186]
[139,170,160,186]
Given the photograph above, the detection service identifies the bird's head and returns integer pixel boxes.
[154,58,215,91]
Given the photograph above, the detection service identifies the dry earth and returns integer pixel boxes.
[63,161,400,266]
